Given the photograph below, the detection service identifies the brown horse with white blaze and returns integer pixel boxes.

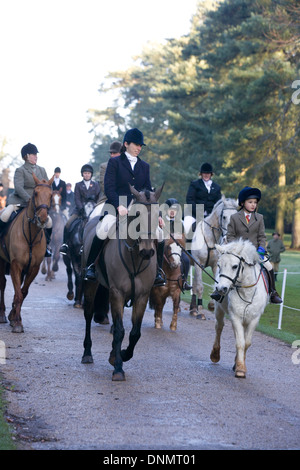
[0,174,54,332]
[149,235,185,331]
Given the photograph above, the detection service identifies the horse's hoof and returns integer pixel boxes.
[196,312,206,320]
[67,293,74,301]
[94,314,109,325]
[170,323,177,331]
[73,302,82,309]
[0,315,7,324]
[207,301,215,311]
[112,371,125,381]
[12,324,24,333]
[81,355,93,364]
[210,349,220,363]
[235,370,246,378]
[189,309,198,317]
[41,267,46,275]
[154,322,162,329]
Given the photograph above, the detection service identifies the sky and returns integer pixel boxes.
[0,0,198,187]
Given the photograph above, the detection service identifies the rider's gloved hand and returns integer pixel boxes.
[257,246,266,260]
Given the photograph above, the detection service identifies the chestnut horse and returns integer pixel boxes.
[149,235,185,331]
[0,174,53,332]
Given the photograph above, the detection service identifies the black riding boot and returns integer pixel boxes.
[269,269,282,304]
[153,240,166,286]
[84,235,104,281]
[0,219,7,236]
[181,253,192,290]
[60,226,69,255]
[45,228,52,257]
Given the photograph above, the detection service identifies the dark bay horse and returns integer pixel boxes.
[0,174,53,332]
[149,235,185,331]
[63,201,96,308]
[41,190,66,280]
[82,185,164,381]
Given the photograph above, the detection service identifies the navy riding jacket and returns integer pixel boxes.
[104,153,152,209]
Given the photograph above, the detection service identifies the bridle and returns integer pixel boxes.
[117,199,158,307]
[218,252,262,304]
[27,183,52,227]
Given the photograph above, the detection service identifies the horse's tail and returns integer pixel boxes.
[148,289,155,310]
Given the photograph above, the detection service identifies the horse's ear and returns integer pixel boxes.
[215,244,225,254]
[32,173,42,185]
[129,184,139,198]
[154,182,165,201]
[48,175,55,186]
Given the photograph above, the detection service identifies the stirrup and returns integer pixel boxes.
[154,268,166,287]
[84,264,97,281]
[59,244,69,255]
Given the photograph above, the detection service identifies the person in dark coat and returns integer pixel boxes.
[186,162,222,218]
[52,167,67,210]
[59,164,100,255]
[65,183,75,216]
[99,141,122,203]
[84,128,165,286]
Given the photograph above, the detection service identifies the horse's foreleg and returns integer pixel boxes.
[64,257,74,300]
[8,264,25,333]
[190,265,205,317]
[109,289,126,380]
[231,317,247,378]
[121,296,148,363]
[170,293,180,331]
[74,266,83,308]
[210,304,225,363]
[153,295,165,329]
[0,262,7,323]
[82,281,99,364]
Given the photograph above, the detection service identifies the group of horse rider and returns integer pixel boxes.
[0,131,282,304]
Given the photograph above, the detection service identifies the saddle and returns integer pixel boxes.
[261,265,270,294]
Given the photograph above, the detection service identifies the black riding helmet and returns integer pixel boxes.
[21,143,39,160]
[165,198,180,211]
[81,164,93,176]
[238,186,261,206]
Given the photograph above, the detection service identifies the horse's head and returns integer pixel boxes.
[128,184,164,260]
[52,190,62,214]
[213,239,259,297]
[84,201,96,218]
[31,174,54,227]
[209,196,238,241]
[164,236,182,269]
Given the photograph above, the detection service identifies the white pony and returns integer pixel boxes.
[189,196,238,318]
[210,239,269,378]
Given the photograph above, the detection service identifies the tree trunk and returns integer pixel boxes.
[291,173,300,249]
[275,156,286,237]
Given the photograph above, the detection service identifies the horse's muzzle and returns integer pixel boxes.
[139,248,155,260]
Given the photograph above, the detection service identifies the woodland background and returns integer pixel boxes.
[87,0,300,248]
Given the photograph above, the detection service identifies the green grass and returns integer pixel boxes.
[182,244,300,345]
[0,383,16,450]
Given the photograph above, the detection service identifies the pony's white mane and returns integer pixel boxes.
[215,238,260,265]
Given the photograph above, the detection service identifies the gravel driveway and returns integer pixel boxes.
[0,261,299,450]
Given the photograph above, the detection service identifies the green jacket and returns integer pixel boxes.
[267,238,285,263]
[8,161,48,207]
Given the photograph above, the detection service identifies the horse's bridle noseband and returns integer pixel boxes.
[28,183,52,226]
